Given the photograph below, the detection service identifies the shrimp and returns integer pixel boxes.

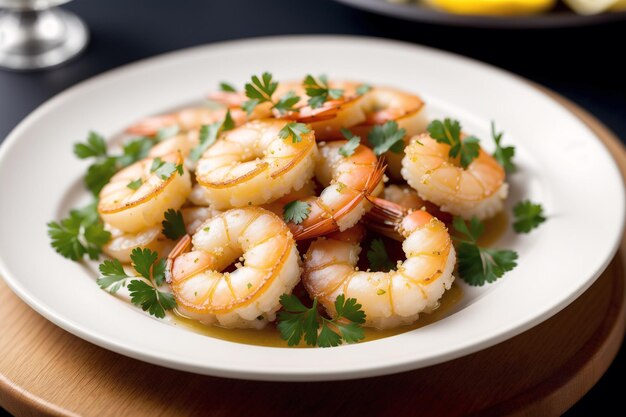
[195,119,317,209]
[384,184,452,223]
[167,207,301,329]
[148,131,199,160]
[98,152,192,233]
[350,87,428,180]
[181,206,222,235]
[288,140,386,240]
[102,225,172,263]
[126,107,246,137]
[208,80,369,140]
[303,198,455,329]
[402,134,507,220]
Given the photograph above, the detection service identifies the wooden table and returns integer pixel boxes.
[1,91,625,417]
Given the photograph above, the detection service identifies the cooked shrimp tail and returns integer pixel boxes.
[292,157,386,241]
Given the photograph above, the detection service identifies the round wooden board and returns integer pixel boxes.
[1,89,625,417]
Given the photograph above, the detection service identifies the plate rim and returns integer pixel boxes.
[0,35,624,381]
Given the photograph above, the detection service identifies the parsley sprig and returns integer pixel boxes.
[367,238,395,272]
[242,72,301,115]
[278,122,311,143]
[189,110,235,162]
[283,200,311,224]
[97,248,176,318]
[74,132,154,195]
[47,202,111,261]
[162,209,187,240]
[368,120,406,156]
[277,294,366,347]
[453,217,518,286]
[339,128,361,157]
[149,157,184,180]
[513,200,546,233]
[491,121,515,172]
[428,119,480,169]
[303,74,344,109]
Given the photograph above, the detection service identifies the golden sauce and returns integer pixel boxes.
[170,212,508,348]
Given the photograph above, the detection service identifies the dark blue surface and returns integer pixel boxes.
[0,0,624,415]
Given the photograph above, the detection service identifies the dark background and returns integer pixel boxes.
[1,0,624,415]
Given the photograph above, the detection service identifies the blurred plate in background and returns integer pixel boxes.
[335,0,626,28]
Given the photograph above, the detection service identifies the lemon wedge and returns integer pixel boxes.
[423,0,556,15]
[563,0,621,14]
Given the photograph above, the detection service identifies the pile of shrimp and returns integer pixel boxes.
[99,77,508,331]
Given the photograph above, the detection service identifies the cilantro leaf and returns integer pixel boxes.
[155,125,180,142]
[367,239,394,272]
[243,72,278,114]
[278,122,310,143]
[149,157,181,180]
[219,82,237,92]
[189,111,235,162]
[130,247,158,281]
[356,84,372,96]
[241,98,259,116]
[161,209,187,240]
[47,202,111,261]
[277,294,366,347]
[491,121,516,173]
[453,216,518,286]
[303,74,344,109]
[96,259,130,293]
[128,280,174,319]
[283,200,311,224]
[126,178,142,190]
[334,294,366,324]
[317,324,342,348]
[152,258,167,287]
[273,91,300,115]
[222,109,235,131]
[74,132,107,159]
[339,128,361,157]
[428,118,480,169]
[117,137,154,167]
[368,121,406,156]
[513,200,546,233]
[85,157,118,196]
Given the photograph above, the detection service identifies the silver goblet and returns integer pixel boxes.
[0,0,88,70]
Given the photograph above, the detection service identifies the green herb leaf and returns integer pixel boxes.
[130,247,158,281]
[273,91,300,115]
[339,128,361,157]
[128,280,175,319]
[222,109,235,131]
[85,157,118,195]
[513,200,546,233]
[97,259,130,293]
[47,202,111,261]
[126,178,143,190]
[277,294,366,347]
[368,120,406,156]
[155,125,180,142]
[303,74,344,109]
[245,72,278,104]
[283,200,311,224]
[162,209,187,240]
[356,84,372,96]
[278,122,310,143]
[118,137,154,167]
[241,98,259,116]
[152,258,167,287]
[453,216,518,286]
[74,132,108,159]
[427,118,480,169]
[219,82,237,92]
[491,121,516,172]
[367,238,394,272]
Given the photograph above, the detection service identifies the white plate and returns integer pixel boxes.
[0,36,624,381]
